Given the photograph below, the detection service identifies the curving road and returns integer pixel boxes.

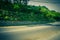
[0,25,60,40]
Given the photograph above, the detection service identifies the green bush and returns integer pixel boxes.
[0,2,60,22]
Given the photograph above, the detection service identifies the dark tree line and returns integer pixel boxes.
[0,0,30,5]
[0,0,60,22]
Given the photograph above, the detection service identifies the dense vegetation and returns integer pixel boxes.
[0,1,60,22]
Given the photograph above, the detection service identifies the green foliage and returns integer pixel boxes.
[13,3,20,9]
[0,2,60,22]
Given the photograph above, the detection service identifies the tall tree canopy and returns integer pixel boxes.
[0,0,30,5]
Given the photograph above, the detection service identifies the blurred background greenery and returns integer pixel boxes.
[0,0,60,22]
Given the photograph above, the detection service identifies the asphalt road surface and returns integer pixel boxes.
[0,25,60,40]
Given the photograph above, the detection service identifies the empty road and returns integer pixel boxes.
[0,25,60,40]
